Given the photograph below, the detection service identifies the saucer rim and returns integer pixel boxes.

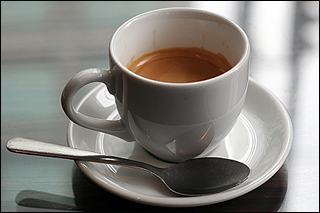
[67,77,293,207]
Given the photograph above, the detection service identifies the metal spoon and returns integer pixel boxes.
[6,137,250,196]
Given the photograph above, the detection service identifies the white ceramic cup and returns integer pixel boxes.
[61,7,250,162]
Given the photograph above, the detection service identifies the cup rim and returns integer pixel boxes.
[109,7,250,87]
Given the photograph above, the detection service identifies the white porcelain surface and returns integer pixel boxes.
[67,78,292,207]
[62,8,250,162]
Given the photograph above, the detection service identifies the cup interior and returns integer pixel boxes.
[111,8,248,76]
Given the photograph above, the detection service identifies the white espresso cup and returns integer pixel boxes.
[61,7,250,162]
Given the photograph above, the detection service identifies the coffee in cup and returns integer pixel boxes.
[127,47,232,83]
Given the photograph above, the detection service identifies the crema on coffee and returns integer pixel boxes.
[127,47,232,83]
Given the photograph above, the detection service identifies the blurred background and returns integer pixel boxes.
[2,1,319,212]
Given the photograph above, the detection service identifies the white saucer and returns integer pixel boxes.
[67,78,293,207]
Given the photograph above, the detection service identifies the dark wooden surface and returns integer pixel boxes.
[1,1,319,212]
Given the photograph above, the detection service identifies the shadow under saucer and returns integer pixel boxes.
[71,163,288,212]
[13,162,288,212]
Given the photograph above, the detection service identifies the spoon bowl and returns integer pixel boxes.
[6,137,250,196]
[160,157,251,195]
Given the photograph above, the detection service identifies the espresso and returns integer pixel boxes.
[127,47,232,83]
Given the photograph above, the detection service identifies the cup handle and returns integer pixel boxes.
[61,68,133,141]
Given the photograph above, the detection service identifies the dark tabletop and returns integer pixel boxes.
[1,1,319,212]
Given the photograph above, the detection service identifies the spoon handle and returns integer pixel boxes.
[6,137,162,174]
